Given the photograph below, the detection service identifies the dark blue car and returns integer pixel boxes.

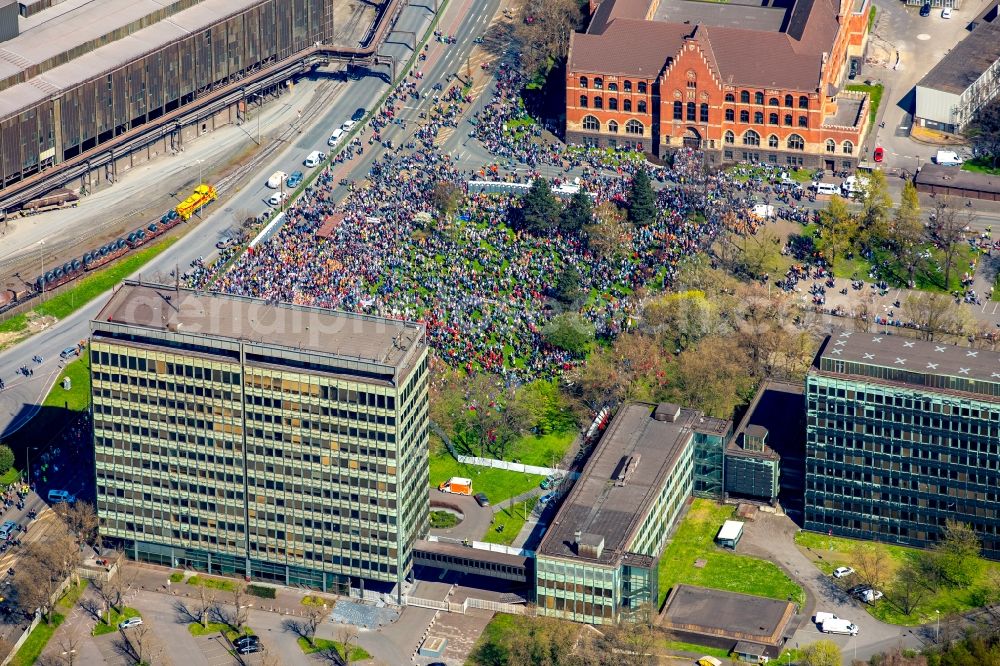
[286,171,304,188]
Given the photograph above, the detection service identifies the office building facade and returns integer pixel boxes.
[91,282,429,595]
[805,330,1000,558]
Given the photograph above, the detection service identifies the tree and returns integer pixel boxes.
[196,580,216,629]
[586,202,633,262]
[13,556,55,622]
[461,374,530,459]
[929,198,972,293]
[857,170,893,253]
[560,189,593,234]
[930,520,983,587]
[542,312,595,354]
[736,228,782,278]
[901,292,969,341]
[430,180,463,221]
[519,178,560,234]
[641,290,717,351]
[552,264,582,305]
[0,444,13,474]
[231,581,249,632]
[53,501,99,551]
[891,180,925,288]
[515,0,581,79]
[801,639,843,666]
[626,169,657,226]
[673,336,753,418]
[891,563,928,616]
[964,97,1000,168]
[852,543,890,597]
[816,195,858,268]
[305,606,324,647]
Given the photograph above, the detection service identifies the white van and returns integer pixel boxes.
[266,171,287,189]
[814,182,840,196]
[327,128,345,147]
[821,618,859,636]
[813,612,839,625]
[267,191,289,207]
[841,175,861,197]
[304,150,325,168]
[935,150,963,166]
[47,489,75,504]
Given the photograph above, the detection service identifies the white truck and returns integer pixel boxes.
[935,150,963,166]
[821,618,859,636]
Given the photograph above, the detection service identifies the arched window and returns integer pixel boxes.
[768,134,779,148]
[608,120,619,133]
[826,139,836,153]
[594,77,604,89]
[700,103,709,122]
[769,98,779,106]
[625,119,644,135]
[673,101,683,120]
[580,95,588,108]
[580,76,589,89]
[637,81,647,94]
[687,102,696,121]
[743,129,760,146]
[783,114,793,126]
[798,115,808,128]
[724,130,735,144]
[754,111,764,124]
[594,96,603,109]
[725,93,736,102]
[842,141,854,154]
[623,99,632,112]
[725,109,735,122]
[754,91,764,105]
[740,110,749,123]
[608,82,618,92]
[798,95,809,109]
[787,133,805,150]
[609,98,618,111]
[768,113,779,125]
[784,94,793,107]
[623,80,632,92]
[637,100,647,113]
[582,115,600,131]
[740,90,750,103]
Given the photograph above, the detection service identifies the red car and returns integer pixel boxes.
[873,146,884,163]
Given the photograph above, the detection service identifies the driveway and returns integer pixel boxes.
[738,512,925,661]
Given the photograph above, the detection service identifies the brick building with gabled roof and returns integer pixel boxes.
[566,0,872,169]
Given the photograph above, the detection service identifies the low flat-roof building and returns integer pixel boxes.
[659,584,796,657]
[915,20,1000,134]
[535,402,707,624]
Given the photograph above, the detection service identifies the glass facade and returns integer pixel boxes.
[92,338,430,593]
[805,372,1000,558]
[693,430,726,498]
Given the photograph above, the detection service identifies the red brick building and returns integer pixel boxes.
[566,0,872,169]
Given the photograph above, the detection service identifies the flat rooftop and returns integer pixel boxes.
[825,96,864,128]
[915,163,1000,196]
[93,281,425,371]
[814,328,1000,397]
[538,403,696,566]
[729,380,804,461]
[659,584,796,646]
[917,21,1000,95]
[653,0,790,32]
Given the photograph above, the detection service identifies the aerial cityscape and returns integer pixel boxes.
[0,0,999,662]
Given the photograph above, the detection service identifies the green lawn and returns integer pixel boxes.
[994,271,1000,301]
[0,468,20,485]
[296,636,370,660]
[795,531,1000,625]
[301,595,333,607]
[662,640,731,659]
[846,83,884,125]
[92,606,141,636]
[43,354,91,412]
[451,429,576,468]
[169,572,184,583]
[430,510,460,529]
[962,157,1000,176]
[483,496,539,546]
[657,500,804,607]
[186,575,236,592]
[429,447,543,506]
[867,5,876,32]
[0,314,28,335]
[57,581,88,611]
[10,613,65,666]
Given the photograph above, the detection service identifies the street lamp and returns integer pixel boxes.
[61,649,77,666]
[935,609,940,642]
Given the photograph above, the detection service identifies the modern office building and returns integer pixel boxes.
[90,281,430,596]
[805,329,1000,558]
[565,0,872,167]
[692,415,731,499]
[535,402,708,624]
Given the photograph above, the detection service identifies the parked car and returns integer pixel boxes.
[821,618,859,636]
[833,566,855,578]
[540,478,554,490]
[267,191,289,207]
[237,644,262,655]
[0,522,16,540]
[303,150,325,167]
[47,489,75,504]
[341,119,357,132]
[873,146,884,163]
[286,171,304,188]
[233,635,259,649]
[474,492,490,507]
[849,586,884,603]
[328,128,346,147]
[59,347,78,360]
[920,2,931,16]
[814,612,839,625]
[941,6,952,17]
[119,617,143,629]
[351,107,366,122]
[266,171,287,188]
[539,492,557,505]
